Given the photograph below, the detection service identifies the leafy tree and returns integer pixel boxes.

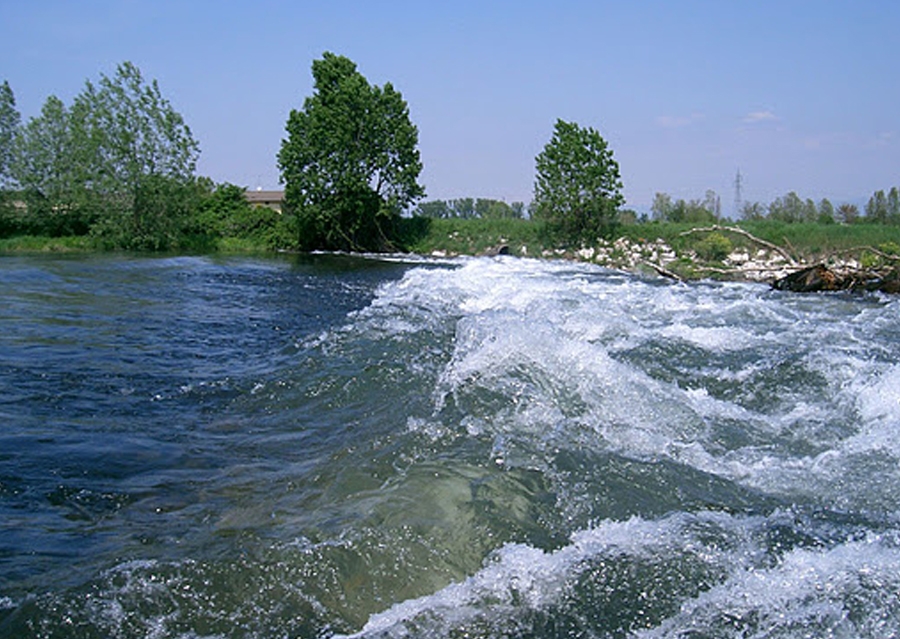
[741,201,766,221]
[450,198,476,219]
[0,80,22,235]
[651,192,673,221]
[768,191,806,223]
[0,80,20,188]
[818,198,835,224]
[836,203,859,224]
[10,95,96,235]
[532,119,624,242]
[76,62,200,249]
[7,63,199,247]
[416,197,524,220]
[278,52,424,251]
[865,189,889,224]
[668,198,715,224]
[415,200,451,219]
[477,198,517,219]
[887,187,900,224]
[703,189,721,220]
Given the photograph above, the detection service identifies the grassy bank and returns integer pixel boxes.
[408,219,900,261]
[0,235,101,253]
[5,220,900,272]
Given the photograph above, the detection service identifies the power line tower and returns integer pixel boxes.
[733,169,743,218]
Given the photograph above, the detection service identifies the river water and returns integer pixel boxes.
[1,253,899,638]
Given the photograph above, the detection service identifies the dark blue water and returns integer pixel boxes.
[2,253,900,638]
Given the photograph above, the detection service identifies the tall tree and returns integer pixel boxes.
[450,198,475,219]
[887,187,900,224]
[0,80,20,188]
[768,191,805,223]
[836,203,859,224]
[866,190,889,224]
[651,192,673,221]
[75,62,200,248]
[818,198,835,224]
[532,119,624,242]
[740,201,766,221]
[278,52,424,251]
[703,189,721,220]
[10,95,95,235]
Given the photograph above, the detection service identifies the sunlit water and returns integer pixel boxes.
[1,253,899,638]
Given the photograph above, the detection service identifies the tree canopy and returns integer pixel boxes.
[0,80,20,189]
[532,119,624,242]
[4,62,200,247]
[278,52,424,251]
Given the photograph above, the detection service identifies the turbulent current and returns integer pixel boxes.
[2,253,900,638]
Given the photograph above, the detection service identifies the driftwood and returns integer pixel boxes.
[773,263,900,294]
[679,225,798,266]
[682,225,900,294]
[822,245,900,264]
[641,260,683,281]
[772,264,841,292]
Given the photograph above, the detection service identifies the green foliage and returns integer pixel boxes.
[11,95,96,236]
[879,241,900,257]
[406,217,542,256]
[278,52,424,252]
[78,62,200,248]
[0,234,98,252]
[0,80,20,188]
[190,181,297,251]
[694,232,732,262]
[738,188,900,226]
[656,189,721,223]
[414,197,524,219]
[6,62,200,248]
[532,119,624,244]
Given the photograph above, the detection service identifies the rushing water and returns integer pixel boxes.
[1,253,900,638]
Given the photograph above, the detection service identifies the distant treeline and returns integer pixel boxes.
[4,61,900,255]
[0,66,298,250]
[651,188,900,226]
[414,198,526,220]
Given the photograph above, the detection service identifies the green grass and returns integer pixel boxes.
[0,235,99,253]
[5,220,900,274]
[737,221,900,258]
[404,217,546,256]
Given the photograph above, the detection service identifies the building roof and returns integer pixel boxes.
[244,189,284,203]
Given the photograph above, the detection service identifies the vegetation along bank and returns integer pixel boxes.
[3,56,900,291]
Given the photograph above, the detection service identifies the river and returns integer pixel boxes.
[1,253,899,638]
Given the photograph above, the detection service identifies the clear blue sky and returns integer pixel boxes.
[2,0,898,214]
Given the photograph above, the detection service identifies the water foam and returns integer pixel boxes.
[638,532,900,638]
[340,511,754,638]
[323,256,900,636]
[343,259,900,501]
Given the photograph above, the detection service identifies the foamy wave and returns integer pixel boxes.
[638,533,900,638]
[340,512,758,637]
[342,510,900,639]
[358,257,900,512]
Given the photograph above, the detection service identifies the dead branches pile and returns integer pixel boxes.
[678,225,900,293]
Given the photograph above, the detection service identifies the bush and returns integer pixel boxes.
[695,232,732,262]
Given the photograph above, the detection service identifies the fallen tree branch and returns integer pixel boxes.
[822,245,900,264]
[641,260,683,281]
[679,225,798,266]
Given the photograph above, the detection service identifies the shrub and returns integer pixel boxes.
[695,232,732,262]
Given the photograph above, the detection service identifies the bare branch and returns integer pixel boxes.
[822,245,900,264]
[641,260,683,281]
[679,225,798,265]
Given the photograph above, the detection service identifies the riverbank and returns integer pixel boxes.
[4,220,900,289]
[416,219,900,288]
